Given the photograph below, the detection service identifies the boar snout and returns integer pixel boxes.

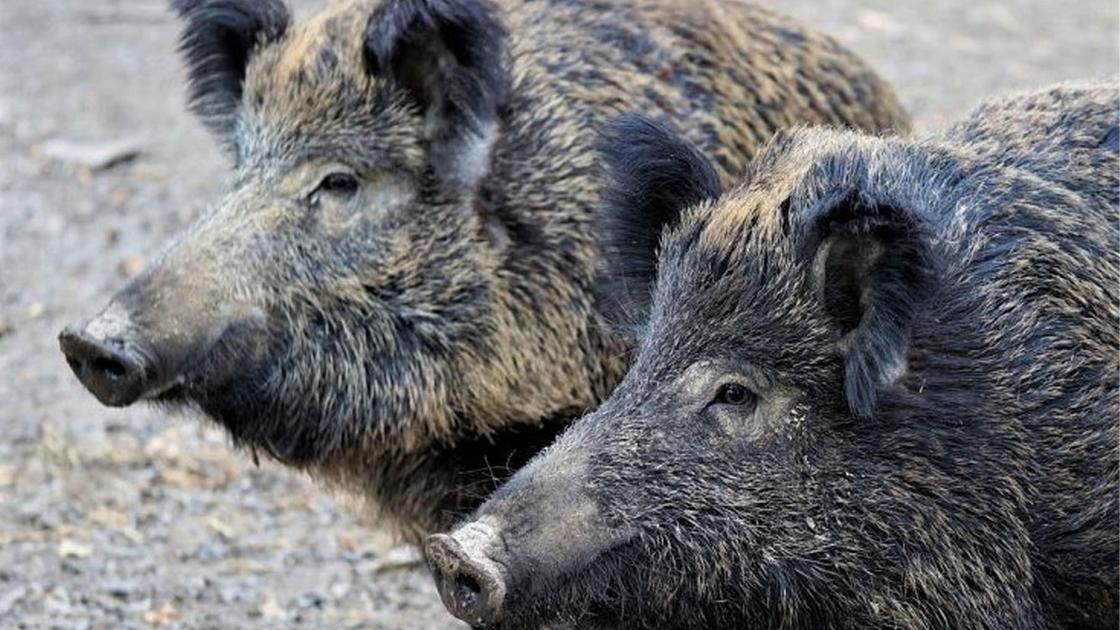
[58,314,156,407]
[59,261,265,408]
[427,527,507,625]
[427,423,641,625]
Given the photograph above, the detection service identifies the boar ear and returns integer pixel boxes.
[594,115,722,336]
[364,0,509,189]
[801,191,938,418]
[171,0,291,149]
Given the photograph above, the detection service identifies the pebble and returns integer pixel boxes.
[371,546,424,573]
[116,254,145,279]
[194,538,227,562]
[103,580,138,600]
[39,137,143,171]
[57,539,93,559]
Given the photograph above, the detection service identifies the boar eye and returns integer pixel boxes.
[312,172,359,200]
[713,383,756,408]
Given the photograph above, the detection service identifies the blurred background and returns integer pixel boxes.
[0,1,1116,628]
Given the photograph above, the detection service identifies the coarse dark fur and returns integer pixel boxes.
[62,0,909,542]
[440,84,1119,629]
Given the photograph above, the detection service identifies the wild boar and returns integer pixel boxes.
[59,0,909,542]
[427,84,1119,629]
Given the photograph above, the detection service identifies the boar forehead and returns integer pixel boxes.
[236,5,425,175]
[643,220,831,383]
[642,134,907,380]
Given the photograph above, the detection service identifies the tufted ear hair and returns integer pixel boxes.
[171,0,290,151]
[594,114,722,338]
[364,0,509,189]
[799,191,939,418]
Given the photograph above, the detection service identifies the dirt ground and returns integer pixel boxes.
[0,1,1115,628]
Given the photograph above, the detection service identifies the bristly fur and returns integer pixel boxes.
[447,84,1119,629]
[595,115,722,338]
[171,0,290,151]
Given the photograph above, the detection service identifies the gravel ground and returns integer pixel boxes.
[0,1,1115,628]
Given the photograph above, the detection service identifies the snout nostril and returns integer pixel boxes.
[453,572,483,607]
[59,326,152,407]
[91,356,128,379]
[426,533,506,624]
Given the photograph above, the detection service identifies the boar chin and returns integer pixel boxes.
[129,325,340,466]
[189,363,345,466]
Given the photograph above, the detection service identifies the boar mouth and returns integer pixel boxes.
[145,321,257,404]
[145,329,238,401]
[61,308,266,409]
[507,537,644,628]
[166,344,352,467]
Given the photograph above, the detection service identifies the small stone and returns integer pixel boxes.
[117,255,145,279]
[195,538,227,562]
[57,539,93,559]
[42,586,73,614]
[329,579,351,599]
[144,602,180,627]
[257,595,285,620]
[294,592,324,609]
[218,587,243,605]
[371,546,423,573]
[131,163,169,183]
[856,9,903,36]
[206,515,236,541]
[39,137,143,171]
[108,185,133,208]
[338,534,358,553]
[104,580,138,600]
